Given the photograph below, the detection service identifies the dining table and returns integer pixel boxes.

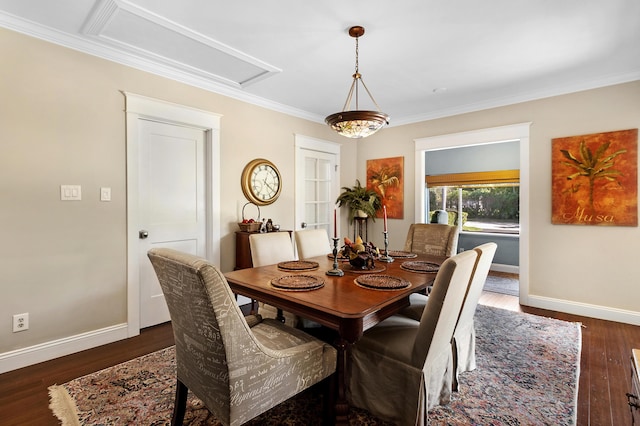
[224,251,445,425]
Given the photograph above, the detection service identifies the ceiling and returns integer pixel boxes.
[1,0,639,126]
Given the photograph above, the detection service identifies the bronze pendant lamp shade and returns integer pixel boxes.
[325,26,390,139]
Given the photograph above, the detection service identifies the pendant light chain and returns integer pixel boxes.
[354,35,360,110]
[325,25,389,139]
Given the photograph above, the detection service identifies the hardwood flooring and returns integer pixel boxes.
[1,290,639,425]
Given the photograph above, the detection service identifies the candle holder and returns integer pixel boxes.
[379,231,394,263]
[326,237,345,276]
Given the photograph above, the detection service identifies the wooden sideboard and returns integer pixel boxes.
[234,230,292,270]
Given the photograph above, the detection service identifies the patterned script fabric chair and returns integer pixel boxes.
[249,232,298,326]
[295,228,331,259]
[347,250,478,426]
[147,248,337,426]
[399,242,498,390]
[403,223,460,257]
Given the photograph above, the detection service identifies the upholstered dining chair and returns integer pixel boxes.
[347,250,478,426]
[403,223,460,257]
[399,242,498,390]
[249,232,298,326]
[295,228,331,259]
[147,248,337,426]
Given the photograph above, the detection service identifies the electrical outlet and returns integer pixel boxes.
[13,313,29,332]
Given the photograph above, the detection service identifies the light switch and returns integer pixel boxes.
[100,187,111,202]
[60,185,82,201]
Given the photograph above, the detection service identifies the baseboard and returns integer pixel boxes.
[0,323,129,374]
[525,295,640,326]
[490,263,519,274]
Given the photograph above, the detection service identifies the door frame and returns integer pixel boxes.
[294,134,341,233]
[414,122,531,305]
[124,92,221,337]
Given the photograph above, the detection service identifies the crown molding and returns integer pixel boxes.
[393,70,640,126]
[0,11,324,123]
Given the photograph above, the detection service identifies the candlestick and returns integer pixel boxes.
[379,230,394,263]
[383,205,388,232]
[326,237,345,276]
[334,208,337,238]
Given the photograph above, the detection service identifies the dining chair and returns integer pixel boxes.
[147,248,337,426]
[295,228,331,259]
[399,242,498,391]
[347,250,478,426]
[249,232,299,326]
[403,223,460,256]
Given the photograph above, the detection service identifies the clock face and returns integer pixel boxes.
[241,159,282,205]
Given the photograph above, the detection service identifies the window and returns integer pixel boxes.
[426,170,520,235]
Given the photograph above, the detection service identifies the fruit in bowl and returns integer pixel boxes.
[341,236,379,270]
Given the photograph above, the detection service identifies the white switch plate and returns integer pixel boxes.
[60,185,82,201]
[100,187,111,201]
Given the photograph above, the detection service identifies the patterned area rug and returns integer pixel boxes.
[49,305,580,425]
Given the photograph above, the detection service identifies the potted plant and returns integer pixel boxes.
[336,179,382,223]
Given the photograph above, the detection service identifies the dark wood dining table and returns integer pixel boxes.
[224,253,444,425]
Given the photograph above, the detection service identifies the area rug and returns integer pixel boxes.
[49,305,581,425]
[484,273,520,296]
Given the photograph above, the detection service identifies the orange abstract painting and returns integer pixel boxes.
[367,156,404,219]
[551,129,638,226]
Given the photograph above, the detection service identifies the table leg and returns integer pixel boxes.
[334,337,350,425]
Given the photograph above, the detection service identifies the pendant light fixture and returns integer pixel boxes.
[325,26,390,139]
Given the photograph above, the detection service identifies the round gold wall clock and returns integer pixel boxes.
[241,158,282,206]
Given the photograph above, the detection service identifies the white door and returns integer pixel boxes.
[294,135,341,238]
[138,119,206,328]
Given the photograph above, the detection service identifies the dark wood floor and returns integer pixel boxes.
[1,290,639,425]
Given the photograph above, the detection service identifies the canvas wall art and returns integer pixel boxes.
[551,128,638,226]
[366,156,404,219]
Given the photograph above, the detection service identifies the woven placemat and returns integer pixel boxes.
[400,260,440,273]
[354,275,411,291]
[385,250,418,259]
[271,275,324,291]
[277,260,319,271]
[343,264,386,274]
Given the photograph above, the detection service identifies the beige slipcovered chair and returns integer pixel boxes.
[249,232,298,326]
[399,242,498,390]
[348,250,478,426]
[295,228,331,259]
[147,248,336,426]
[403,223,460,257]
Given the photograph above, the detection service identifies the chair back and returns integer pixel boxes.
[249,232,295,266]
[295,228,331,259]
[148,248,337,425]
[249,232,298,325]
[147,248,259,423]
[403,223,459,256]
[411,249,478,366]
[456,242,497,333]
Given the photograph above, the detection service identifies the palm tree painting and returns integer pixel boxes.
[552,129,637,226]
[366,156,403,219]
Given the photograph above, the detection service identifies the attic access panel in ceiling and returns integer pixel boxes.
[82,0,280,88]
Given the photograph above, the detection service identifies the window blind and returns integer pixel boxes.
[426,169,519,187]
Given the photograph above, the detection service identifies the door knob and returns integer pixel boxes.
[139,230,149,239]
[301,222,307,229]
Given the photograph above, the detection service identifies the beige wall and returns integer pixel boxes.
[1,26,639,369]
[357,81,640,319]
[0,28,354,358]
